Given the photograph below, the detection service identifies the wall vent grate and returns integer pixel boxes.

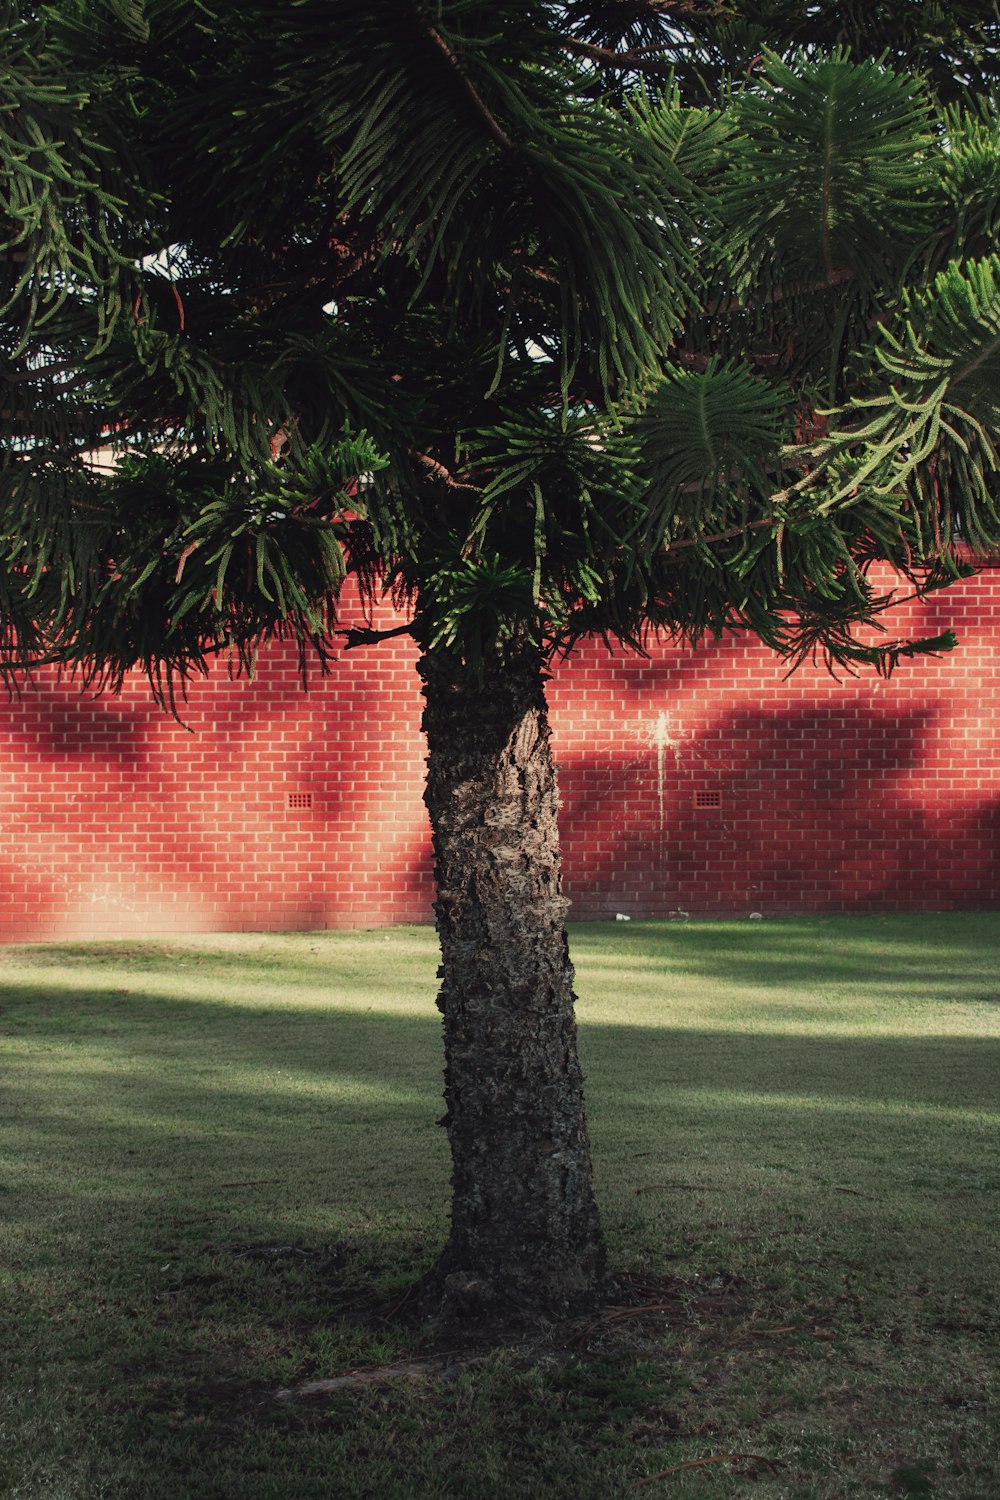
[694,790,722,809]
[287,792,313,810]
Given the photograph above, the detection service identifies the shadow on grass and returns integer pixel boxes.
[0,936,439,996]
[4,977,1000,1096]
[8,912,1000,1003]
[569,914,1000,996]
[3,982,999,1240]
[4,910,999,1275]
[4,925,999,1500]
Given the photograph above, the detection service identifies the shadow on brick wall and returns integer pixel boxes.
[558,702,1000,917]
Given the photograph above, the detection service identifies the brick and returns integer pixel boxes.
[1,570,999,933]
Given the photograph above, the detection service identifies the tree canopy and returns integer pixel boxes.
[4,0,1000,701]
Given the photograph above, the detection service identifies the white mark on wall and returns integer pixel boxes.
[648,710,679,829]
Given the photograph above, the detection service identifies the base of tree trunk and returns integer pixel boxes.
[417,637,607,1331]
[413,1259,615,1338]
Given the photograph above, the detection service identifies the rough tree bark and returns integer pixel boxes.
[417,635,607,1328]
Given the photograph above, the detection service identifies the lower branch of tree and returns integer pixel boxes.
[338,619,419,650]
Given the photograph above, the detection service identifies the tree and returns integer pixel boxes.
[4,0,1000,1327]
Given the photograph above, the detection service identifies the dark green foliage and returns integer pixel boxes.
[3,2,1000,692]
[722,51,940,291]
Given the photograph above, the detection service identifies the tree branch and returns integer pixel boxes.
[2,360,81,384]
[337,619,419,651]
[412,450,482,495]
[556,36,676,72]
[426,27,516,153]
[662,515,776,555]
[703,267,854,318]
[642,0,737,12]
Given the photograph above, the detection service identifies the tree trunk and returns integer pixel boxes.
[417,636,606,1329]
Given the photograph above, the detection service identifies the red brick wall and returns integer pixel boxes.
[1,568,997,940]
[553,565,1000,918]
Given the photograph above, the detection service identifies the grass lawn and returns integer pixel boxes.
[1,914,998,1499]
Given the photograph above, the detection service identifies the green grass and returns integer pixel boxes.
[1,915,998,1499]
